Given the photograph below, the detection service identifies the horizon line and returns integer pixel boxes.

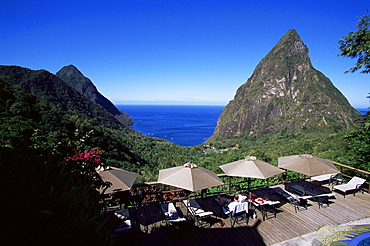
[115,104,369,109]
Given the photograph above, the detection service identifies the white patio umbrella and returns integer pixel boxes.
[278,154,340,177]
[220,155,285,190]
[157,162,224,192]
[278,154,340,194]
[97,166,139,194]
[220,155,285,179]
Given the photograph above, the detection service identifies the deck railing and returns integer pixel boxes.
[104,161,369,209]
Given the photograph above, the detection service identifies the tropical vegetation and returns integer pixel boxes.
[0,12,369,245]
[337,10,370,74]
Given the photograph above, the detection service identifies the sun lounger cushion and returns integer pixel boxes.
[184,199,213,218]
[311,173,337,182]
[333,176,366,196]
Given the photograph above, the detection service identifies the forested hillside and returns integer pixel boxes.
[0,75,201,244]
[56,65,134,126]
[0,65,131,130]
[0,65,368,245]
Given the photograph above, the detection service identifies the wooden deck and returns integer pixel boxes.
[113,181,370,246]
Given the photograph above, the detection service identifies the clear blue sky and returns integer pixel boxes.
[1,0,369,107]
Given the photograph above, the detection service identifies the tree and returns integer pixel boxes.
[344,111,370,174]
[337,11,370,74]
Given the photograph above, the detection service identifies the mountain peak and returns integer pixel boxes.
[208,30,361,140]
[56,65,133,126]
[56,65,88,89]
[259,29,312,73]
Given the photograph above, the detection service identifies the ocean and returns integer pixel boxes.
[357,108,370,115]
[116,105,368,147]
[116,105,224,147]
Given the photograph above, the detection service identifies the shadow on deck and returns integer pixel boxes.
[113,182,370,246]
[116,219,266,246]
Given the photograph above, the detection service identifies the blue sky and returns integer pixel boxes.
[1,0,369,107]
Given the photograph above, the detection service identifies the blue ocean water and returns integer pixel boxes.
[116,105,368,147]
[116,105,224,147]
[357,108,369,115]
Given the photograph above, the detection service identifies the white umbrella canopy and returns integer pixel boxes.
[220,155,285,179]
[278,154,340,177]
[97,166,139,194]
[157,162,224,192]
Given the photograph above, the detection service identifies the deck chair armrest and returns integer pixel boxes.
[355,183,363,190]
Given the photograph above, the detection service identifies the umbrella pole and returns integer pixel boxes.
[229,177,232,194]
[248,178,252,199]
[282,170,287,184]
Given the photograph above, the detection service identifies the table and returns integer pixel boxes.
[251,198,280,220]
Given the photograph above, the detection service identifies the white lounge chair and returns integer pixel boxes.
[183,199,213,226]
[160,202,187,224]
[333,176,367,197]
[311,173,338,186]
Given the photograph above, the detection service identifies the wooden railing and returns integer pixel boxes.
[333,162,370,176]
[108,162,369,209]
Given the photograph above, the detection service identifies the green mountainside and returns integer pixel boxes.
[209,29,361,141]
[0,66,196,181]
[0,65,130,131]
[0,60,367,244]
[56,65,133,126]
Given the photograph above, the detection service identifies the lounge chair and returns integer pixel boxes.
[160,202,187,225]
[288,185,335,209]
[223,202,249,227]
[311,173,338,186]
[310,193,335,208]
[114,210,132,233]
[183,199,213,226]
[273,187,311,213]
[333,176,367,197]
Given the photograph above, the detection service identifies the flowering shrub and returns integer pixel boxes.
[64,149,102,168]
[64,148,107,190]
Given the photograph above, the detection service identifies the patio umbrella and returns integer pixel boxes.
[220,155,285,179]
[220,155,285,191]
[97,166,139,194]
[157,162,224,192]
[278,154,340,177]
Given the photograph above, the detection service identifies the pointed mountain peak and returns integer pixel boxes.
[58,64,79,73]
[259,29,312,72]
[274,29,301,46]
[56,65,85,87]
[283,28,299,38]
[56,65,133,126]
[63,64,78,69]
[277,29,302,44]
[208,30,361,140]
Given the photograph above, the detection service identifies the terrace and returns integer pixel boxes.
[107,162,370,246]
